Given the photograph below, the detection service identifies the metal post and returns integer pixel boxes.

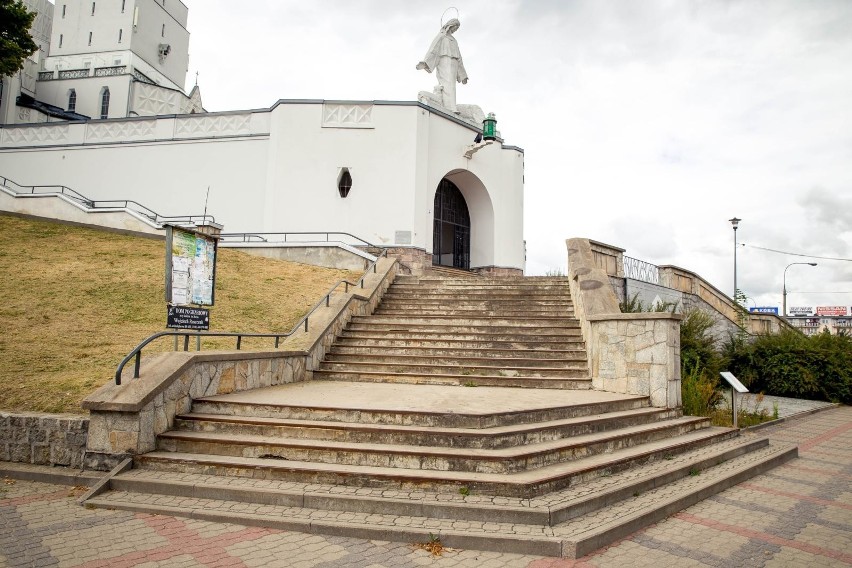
[196,335,201,351]
[732,388,738,429]
[783,262,817,317]
[728,217,741,301]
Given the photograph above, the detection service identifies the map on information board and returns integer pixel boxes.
[165,226,217,307]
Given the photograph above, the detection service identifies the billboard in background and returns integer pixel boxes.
[789,307,814,316]
[816,306,848,317]
[750,307,779,315]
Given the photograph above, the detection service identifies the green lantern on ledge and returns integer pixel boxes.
[482,113,497,141]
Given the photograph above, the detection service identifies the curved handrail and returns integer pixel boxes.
[114,248,389,384]
[219,232,382,249]
[0,175,216,226]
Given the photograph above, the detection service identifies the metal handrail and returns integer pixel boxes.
[219,232,381,248]
[623,255,660,285]
[0,175,216,226]
[114,248,389,384]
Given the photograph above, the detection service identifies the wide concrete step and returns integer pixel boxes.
[329,345,588,360]
[312,369,592,388]
[350,315,580,327]
[378,297,573,306]
[134,425,737,498]
[191,384,649,428]
[374,310,576,319]
[322,354,588,370]
[335,334,587,350]
[380,291,571,300]
[93,435,783,526]
[88,440,794,558]
[172,407,679,449]
[156,416,711,475]
[346,323,583,336]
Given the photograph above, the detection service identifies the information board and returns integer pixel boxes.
[167,305,210,330]
[719,371,749,394]
[165,225,218,307]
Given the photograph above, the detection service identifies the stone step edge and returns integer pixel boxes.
[138,426,732,490]
[336,335,586,346]
[174,406,676,440]
[324,354,588,364]
[313,369,589,380]
[158,416,708,462]
[192,395,648,426]
[563,442,798,558]
[81,496,564,558]
[329,346,588,356]
[104,436,768,527]
[86,443,796,558]
[319,361,589,373]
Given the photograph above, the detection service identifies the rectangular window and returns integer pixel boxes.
[91,2,95,15]
[121,0,125,12]
[88,31,92,45]
[161,23,165,37]
[61,4,66,18]
[118,28,123,42]
[59,34,63,48]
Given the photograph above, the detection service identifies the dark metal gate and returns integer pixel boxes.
[432,179,470,269]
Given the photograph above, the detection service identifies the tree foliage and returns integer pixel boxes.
[0,0,37,77]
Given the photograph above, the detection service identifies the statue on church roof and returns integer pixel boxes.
[416,18,468,113]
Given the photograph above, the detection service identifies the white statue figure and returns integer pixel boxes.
[416,18,468,113]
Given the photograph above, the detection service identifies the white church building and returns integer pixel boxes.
[0,1,525,275]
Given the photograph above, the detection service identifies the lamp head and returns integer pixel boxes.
[728,217,741,229]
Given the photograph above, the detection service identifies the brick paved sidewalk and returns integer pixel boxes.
[2,406,850,567]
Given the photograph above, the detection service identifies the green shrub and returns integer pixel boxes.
[682,362,723,417]
[680,310,723,381]
[725,329,852,404]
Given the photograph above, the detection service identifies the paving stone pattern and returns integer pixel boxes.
[1,405,850,567]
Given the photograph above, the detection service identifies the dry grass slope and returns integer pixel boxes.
[0,215,358,413]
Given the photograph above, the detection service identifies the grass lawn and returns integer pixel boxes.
[0,214,357,413]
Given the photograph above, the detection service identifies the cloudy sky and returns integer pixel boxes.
[180,0,851,312]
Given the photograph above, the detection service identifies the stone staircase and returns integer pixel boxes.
[83,274,797,557]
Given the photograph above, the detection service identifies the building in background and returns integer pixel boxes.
[786,306,851,336]
[2,0,202,125]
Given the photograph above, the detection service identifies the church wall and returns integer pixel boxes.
[415,109,525,272]
[262,102,420,248]
[0,102,525,272]
[0,114,270,231]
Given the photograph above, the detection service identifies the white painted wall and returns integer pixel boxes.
[0,101,526,271]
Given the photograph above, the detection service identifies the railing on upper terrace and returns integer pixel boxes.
[220,232,382,250]
[0,175,216,227]
[623,255,660,285]
[113,248,390,384]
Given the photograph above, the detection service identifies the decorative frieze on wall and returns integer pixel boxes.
[322,103,374,128]
[2,124,69,145]
[133,82,180,116]
[86,120,156,144]
[174,114,252,138]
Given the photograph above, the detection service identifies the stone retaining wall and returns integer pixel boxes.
[0,412,89,468]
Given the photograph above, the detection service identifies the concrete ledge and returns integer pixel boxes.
[588,312,684,322]
[0,461,102,486]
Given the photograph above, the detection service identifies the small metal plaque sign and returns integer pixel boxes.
[167,305,210,330]
[719,371,748,393]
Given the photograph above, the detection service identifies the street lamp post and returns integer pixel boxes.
[783,262,817,316]
[729,217,741,301]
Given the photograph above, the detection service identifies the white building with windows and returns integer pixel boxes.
[0,2,525,275]
[5,0,202,124]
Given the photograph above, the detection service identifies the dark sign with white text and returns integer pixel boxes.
[167,305,210,330]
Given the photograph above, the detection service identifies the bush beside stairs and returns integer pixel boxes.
[82,273,797,558]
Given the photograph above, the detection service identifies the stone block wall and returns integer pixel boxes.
[587,314,682,408]
[0,412,89,468]
[473,266,524,277]
[567,238,682,408]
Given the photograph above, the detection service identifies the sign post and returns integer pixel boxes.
[719,372,749,428]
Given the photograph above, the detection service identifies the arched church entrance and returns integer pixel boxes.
[432,178,470,269]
